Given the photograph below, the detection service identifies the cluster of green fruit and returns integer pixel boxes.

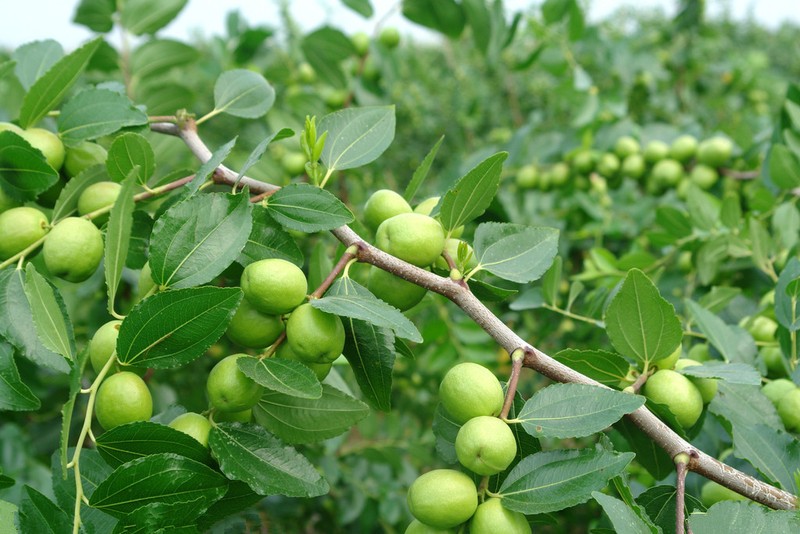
[516,133,734,195]
[0,122,121,282]
[762,378,800,432]
[405,363,530,534]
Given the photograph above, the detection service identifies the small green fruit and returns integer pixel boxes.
[241,258,308,315]
[777,389,800,431]
[364,189,413,231]
[376,213,445,267]
[368,267,427,311]
[550,162,570,186]
[439,363,504,424]
[405,519,455,533]
[351,31,370,56]
[406,469,478,529]
[689,164,719,190]
[669,135,698,163]
[621,154,646,179]
[0,122,23,135]
[89,320,122,374]
[43,217,104,282]
[455,416,517,475]
[674,358,718,403]
[643,370,704,429]
[687,343,711,362]
[413,197,463,238]
[516,164,538,188]
[434,238,477,272]
[651,345,681,370]
[747,316,778,343]
[64,141,107,178]
[78,181,122,225]
[761,346,787,377]
[696,137,733,168]
[700,481,746,507]
[0,187,21,214]
[572,150,596,174]
[761,379,796,407]
[286,303,345,364]
[470,497,531,534]
[0,207,49,260]
[643,140,670,163]
[20,128,65,170]
[614,136,640,159]
[276,343,332,381]
[651,159,684,186]
[281,152,306,176]
[596,153,620,177]
[378,27,401,49]
[95,372,153,430]
[169,412,212,447]
[226,299,284,349]
[297,62,316,84]
[206,354,263,412]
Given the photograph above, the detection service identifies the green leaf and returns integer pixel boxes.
[768,144,800,189]
[592,492,656,534]
[402,0,466,38]
[17,486,71,533]
[127,210,154,269]
[105,167,138,316]
[709,382,783,431]
[57,88,148,145]
[188,137,236,193]
[775,258,800,332]
[95,421,213,468]
[237,357,322,399]
[605,269,682,366]
[517,383,645,439]
[498,448,634,514]
[463,0,491,54]
[0,269,69,373]
[23,263,75,362]
[237,206,303,268]
[0,341,40,411]
[689,501,800,533]
[0,501,15,534]
[149,192,253,289]
[235,128,294,186]
[312,279,423,343]
[698,286,741,313]
[112,497,211,533]
[655,205,692,239]
[88,453,227,518]
[637,485,703,534]
[542,0,571,23]
[342,0,373,17]
[59,349,90,478]
[130,39,199,81]
[472,223,560,283]
[732,423,800,493]
[678,361,760,385]
[18,37,103,128]
[542,256,563,306]
[0,131,59,201]
[73,0,116,32]
[438,152,507,233]
[51,449,116,533]
[117,286,242,368]
[106,132,155,184]
[196,481,261,531]
[253,384,370,443]
[212,69,275,119]
[300,27,356,89]
[0,60,16,81]
[615,418,673,481]
[773,202,800,250]
[209,423,329,497]
[266,183,354,232]
[120,0,189,35]
[553,348,629,387]
[51,164,108,222]
[319,106,396,171]
[686,184,720,231]
[685,299,757,363]
[404,135,444,202]
[12,40,63,91]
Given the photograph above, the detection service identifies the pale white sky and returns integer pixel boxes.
[0,0,797,49]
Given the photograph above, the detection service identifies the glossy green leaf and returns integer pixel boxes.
[149,192,252,288]
[130,39,199,81]
[235,128,294,186]
[775,258,800,332]
[517,383,645,439]
[23,263,74,362]
[473,223,560,283]
[266,183,354,232]
[498,448,634,514]
[17,486,70,533]
[592,492,656,534]
[187,137,236,193]
[209,423,329,497]
[605,269,682,366]
[0,269,69,373]
[58,88,148,145]
[89,453,227,518]
[106,132,155,184]
[342,0,373,17]
[769,144,800,189]
[237,206,303,268]
[542,256,563,306]
[438,152,507,233]
[615,418,673,481]
[105,166,138,316]
[120,0,189,35]
[732,423,800,493]
[212,70,275,119]
[51,448,118,534]
[319,106,396,171]
[12,40,63,90]
[127,210,154,269]
[117,286,242,368]
[73,0,116,32]
[553,349,629,387]
[685,299,757,363]
[237,356,322,399]
[300,27,356,89]
[689,501,800,533]
[403,135,444,202]
[18,37,102,128]
[112,497,210,533]
[196,481,261,531]
[678,361,760,385]
[51,164,108,222]
[0,500,15,534]
[0,131,59,201]
[253,384,370,444]
[0,341,40,411]
[636,485,702,534]
[402,0,466,38]
[709,382,783,431]
[95,421,213,468]
[312,278,422,343]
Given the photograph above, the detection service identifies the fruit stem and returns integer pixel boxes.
[0,234,48,270]
[674,452,691,534]
[500,349,525,420]
[319,167,335,189]
[309,248,358,299]
[629,367,652,394]
[542,303,605,328]
[259,331,286,359]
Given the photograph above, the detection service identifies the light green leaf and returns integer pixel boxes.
[212,70,275,119]
[775,258,800,332]
[120,0,189,36]
[678,361,760,385]
[319,106,396,171]
[105,167,139,316]
[709,382,783,431]
[12,40,63,90]
[51,164,108,222]
[188,137,236,193]
[0,341,40,411]
[58,88,149,145]
[542,256,563,306]
[403,135,444,203]
[732,423,800,493]
[689,501,800,533]
[237,357,322,399]
[236,205,303,268]
[130,39,199,81]
[592,492,656,534]
[438,152,507,233]
[235,128,294,185]
[0,131,59,201]
[266,183,354,232]
[300,27,356,89]
[23,263,75,362]
[553,349,630,387]
[107,132,155,184]
[685,299,757,363]
[769,144,800,189]
[472,223,560,283]
[73,0,116,32]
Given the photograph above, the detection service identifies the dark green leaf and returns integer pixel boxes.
[698,286,741,313]
[105,167,138,316]
[685,299,757,363]
[266,183,354,232]
[112,497,209,533]
[592,492,655,534]
[769,144,800,189]
[58,89,148,145]
[0,341,40,411]
[89,453,227,518]
[637,485,703,534]
[23,263,75,362]
[438,152,507,233]
[52,164,108,222]
[342,0,373,17]
[301,27,356,89]
[655,205,692,238]
[709,382,783,431]
[319,106,396,171]
[776,258,800,332]
[130,39,199,81]
[473,223,560,283]
[542,256,563,306]
[149,192,252,288]
[678,361,760,385]
[51,448,117,533]
[95,421,213,468]
[732,423,800,493]
[402,0,466,38]
[253,384,370,443]
[120,0,189,36]
[12,40,63,90]
[615,419,673,481]
[498,448,634,514]
[689,501,800,533]
[605,269,682,366]
[73,0,116,32]
[19,37,103,128]
[553,348,630,387]
[106,132,155,184]
[773,202,800,250]
[187,137,236,193]
[542,0,571,23]
[209,423,329,497]
[17,486,71,533]
[467,278,518,302]
[517,383,645,439]
[237,206,303,268]
[127,210,154,269]
[212,70,275,119]
[196,481,261,531]
[117,286,242,368]
[463,0,491,54]
[0,130,59,201]
[237,357,322,399]
[235,128,294,186]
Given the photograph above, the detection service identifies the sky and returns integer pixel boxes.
[0,0,797,49]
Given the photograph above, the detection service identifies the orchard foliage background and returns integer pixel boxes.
[2,0,800,532]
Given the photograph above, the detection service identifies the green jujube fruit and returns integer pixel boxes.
[376,213,445,267]
[241,258,308,315]
[674,358,718,403]
[364,189,413,231]
[276,342,332,381]
[226,299,284,349]
[89,320,122,374]
[406,469,478,529]
[95,372,153,430]
[643,370,704,429]
[42,217,104,282]
[470,498,531,534]
[286,303,345,364]
[206,354,263,412]
[77,181,121,225]
[64,141,108,177]
[762,379,796,406]
[169,412,212,447]
[0,207,49,260]
[368,267,427,311]
[439,363,504,424]
[455,416,517,475]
